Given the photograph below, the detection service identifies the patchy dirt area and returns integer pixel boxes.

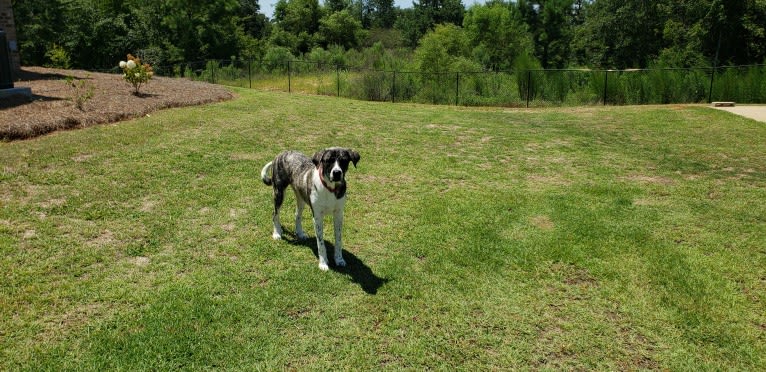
[1,67,234,140]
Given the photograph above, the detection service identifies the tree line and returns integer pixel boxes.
[12,0,766,73]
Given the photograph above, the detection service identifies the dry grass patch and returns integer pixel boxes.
[622,174,676,185]
[530,215,555,230]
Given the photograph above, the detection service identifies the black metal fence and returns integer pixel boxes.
[141,60,766,107]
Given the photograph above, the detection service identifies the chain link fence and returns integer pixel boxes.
[143,60,766,107]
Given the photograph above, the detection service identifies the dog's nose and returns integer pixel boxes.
[331,169,342,181]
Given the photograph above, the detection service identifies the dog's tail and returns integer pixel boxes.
[260,161,274,186]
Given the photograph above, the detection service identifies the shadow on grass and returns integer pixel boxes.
[283,231,389,295]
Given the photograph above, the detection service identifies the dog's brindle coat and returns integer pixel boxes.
[261,148,360,271]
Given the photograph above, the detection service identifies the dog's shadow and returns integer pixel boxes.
[284,232,389,294]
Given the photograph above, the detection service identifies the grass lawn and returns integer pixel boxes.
[1,89,765,370]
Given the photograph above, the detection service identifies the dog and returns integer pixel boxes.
[261,147,360,271]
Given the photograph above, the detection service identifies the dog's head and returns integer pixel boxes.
[312,147,360,183]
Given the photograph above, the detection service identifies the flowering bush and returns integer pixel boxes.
[119,54,153,95]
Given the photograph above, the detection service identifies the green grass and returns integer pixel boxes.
[2,89,765,370]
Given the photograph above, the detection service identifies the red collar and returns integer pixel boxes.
[318,166,336,192]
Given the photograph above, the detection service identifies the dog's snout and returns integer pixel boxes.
[331,169,343,181]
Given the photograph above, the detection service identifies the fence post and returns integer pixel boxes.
[248,59,252,89]
[604,70,609,106]
[288,60,291,93]
[392,71,396,103]
[317,62,322,95]
[526,70,531,108]
[455,72,460,106]
[708,67,716,103]
[434,75,438,104]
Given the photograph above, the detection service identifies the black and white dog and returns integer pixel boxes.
[261,148,360,271]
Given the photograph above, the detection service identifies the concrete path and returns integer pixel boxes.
[713,105,766,123]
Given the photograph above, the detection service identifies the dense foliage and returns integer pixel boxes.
[12,0,766,71]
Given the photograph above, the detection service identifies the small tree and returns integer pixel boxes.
[119,54,153,96]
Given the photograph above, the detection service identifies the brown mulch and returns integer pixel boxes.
[1,66,234,140]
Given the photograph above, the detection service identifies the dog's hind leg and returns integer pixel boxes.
[272,186,285,240]
[294,193,308,240]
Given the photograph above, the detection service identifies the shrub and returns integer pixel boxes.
[514,54,541,102]
[217,59,244,84]
[327,44,347,67]
[44,44,71,69]
[308,47,333,66]
[118,54,153,95]
[263,46,294,73]
[64,75,95,111]
[135,47,165,69]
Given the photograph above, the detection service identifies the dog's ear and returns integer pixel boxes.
[348,149,360,168]
[312,150,325,167]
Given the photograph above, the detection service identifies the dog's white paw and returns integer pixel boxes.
[272,231,282,240]
[335,257,346,267]
[318,261,330,271]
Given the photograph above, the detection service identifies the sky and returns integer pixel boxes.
[260,0,485,20]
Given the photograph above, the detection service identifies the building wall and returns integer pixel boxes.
[0,0,20,73]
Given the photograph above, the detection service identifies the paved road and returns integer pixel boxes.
[713,105,766,123]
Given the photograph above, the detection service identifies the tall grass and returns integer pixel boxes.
[165,60,766,106]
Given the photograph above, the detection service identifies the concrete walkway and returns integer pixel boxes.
[713,105,766,123]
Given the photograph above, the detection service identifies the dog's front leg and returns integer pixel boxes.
[333,209,346,267]
[313,211,330,271]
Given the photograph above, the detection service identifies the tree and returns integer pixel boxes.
[415,0,465,26]
[517,0,574,68]
[268,28,301,54]
[11,0,766,72]
[704,0,766,65]
[239,0,270,39]
[571,0,664,68]
[62,2,138,68]
[158,0,243,62]
[463,2,533,70]
[325,0,351,12]
[414,23,469,73]
[12,0,67,66]
[652,1,713,67]
[395,0,465,49]
[365,0,396,28]
[318,9,366,49]
[273,0,322,35]
[393,8,424,48]
[272,0,323,53]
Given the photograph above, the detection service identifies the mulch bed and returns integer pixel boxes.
[1,67,234,140]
